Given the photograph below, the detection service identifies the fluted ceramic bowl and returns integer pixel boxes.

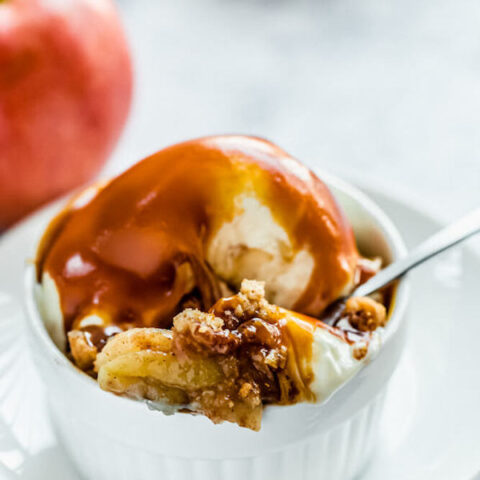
[24,171,409,480]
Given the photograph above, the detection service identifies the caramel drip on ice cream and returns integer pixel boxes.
[36,136,358,337]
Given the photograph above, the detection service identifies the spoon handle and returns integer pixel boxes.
[353,206,480,297]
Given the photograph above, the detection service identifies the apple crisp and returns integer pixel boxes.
[88,280,385,430]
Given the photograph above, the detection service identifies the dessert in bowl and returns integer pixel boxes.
[25,136,408,480]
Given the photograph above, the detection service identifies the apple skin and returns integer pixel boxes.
[0,0,133,229]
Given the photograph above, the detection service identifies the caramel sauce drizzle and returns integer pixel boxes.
[36,136,359,344]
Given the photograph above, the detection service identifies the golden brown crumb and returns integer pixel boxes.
[173,309,224,334]
[231,279,273,319]
[353,343,368,360]
[240,279,265,304]
[345,296,386,332]
[172,309,236,356]
[238,382,253,398]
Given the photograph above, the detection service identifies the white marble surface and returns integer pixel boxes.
[107,0,479,229]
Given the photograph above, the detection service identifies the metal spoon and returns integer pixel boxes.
[353,206,480,298]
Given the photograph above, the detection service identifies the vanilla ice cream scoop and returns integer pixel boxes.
[36,135,359,340]
[206,195,315,308]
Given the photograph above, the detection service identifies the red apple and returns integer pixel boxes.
[0,0,133,229]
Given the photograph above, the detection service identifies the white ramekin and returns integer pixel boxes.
[24,172,409,480]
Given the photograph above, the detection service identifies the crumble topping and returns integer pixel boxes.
[66,279,387,430]
[344,296,387,332]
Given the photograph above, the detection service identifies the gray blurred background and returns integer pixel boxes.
[108,0,480,226]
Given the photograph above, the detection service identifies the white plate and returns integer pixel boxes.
[0,186,478,480]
